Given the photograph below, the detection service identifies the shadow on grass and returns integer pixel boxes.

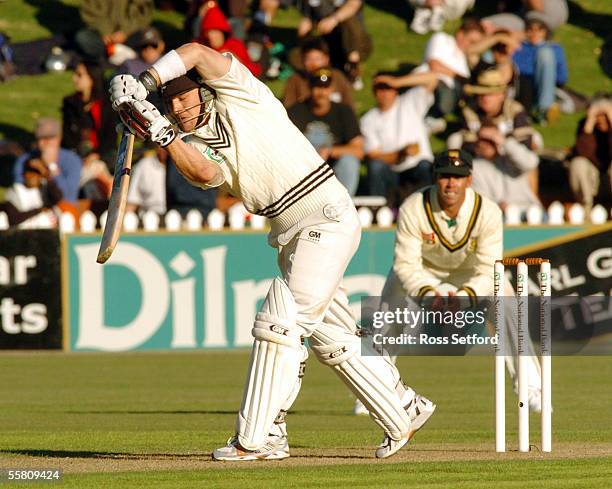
[568,1,612,42]
[364,0,412,25]
[24,0,81,37]
[66,408,352,417]
[0,123,33,149]
[1,448,376,460]
[0,449,208,460]
[66,409,236,415]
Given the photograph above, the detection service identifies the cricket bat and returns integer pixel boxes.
[96,130,135,264]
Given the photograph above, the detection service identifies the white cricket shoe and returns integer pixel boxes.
[411,8,432,35]
[212,423,289,461]
[429,6,446,31]
[375,394,437,459]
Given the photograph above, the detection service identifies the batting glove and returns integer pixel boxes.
[120,99,177,147]
[109,74,149,110]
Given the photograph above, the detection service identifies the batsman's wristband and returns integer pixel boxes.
[139,69,160,92]
[151,50,187,85]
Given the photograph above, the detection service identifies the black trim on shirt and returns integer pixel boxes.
[256,162,334,218]
[422,188,482,253]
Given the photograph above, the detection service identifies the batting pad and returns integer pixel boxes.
[237,278,303,450]
[310,327,411,441]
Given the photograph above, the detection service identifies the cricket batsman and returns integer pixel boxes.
[355,149,542,415]
[108,42,435,461]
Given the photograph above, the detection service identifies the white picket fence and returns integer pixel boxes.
[0,200,610,233]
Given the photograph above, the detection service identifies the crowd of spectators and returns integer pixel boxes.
[0,0,610,229]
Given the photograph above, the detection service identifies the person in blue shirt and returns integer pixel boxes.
[512,11,568,124]
[13,117,82,202]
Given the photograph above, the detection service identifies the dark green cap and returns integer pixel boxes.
[433,149,473,176]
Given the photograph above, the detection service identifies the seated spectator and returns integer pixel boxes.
[75,0,154,65]
[197,5,262,77]
[568,96,612,210]
[408,0,475,36]
[2,157,62,228]
[416,18,484,130]
[360,70,438,202]
[512,12,568,124]
[166,157,217,219]
[62,60,117,162]
[471,124,542,210]
[127,146,167,215]
[449,68,539,171]
[287,68,364,195]
[469,30,519,89]
[13,118,82,203]
[283,37,354,110]
[297,0,372,89]
[484,0,568,33]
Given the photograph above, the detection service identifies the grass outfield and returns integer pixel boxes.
[1,352,610,488]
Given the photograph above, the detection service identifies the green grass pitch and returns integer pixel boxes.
[1,352,610,488]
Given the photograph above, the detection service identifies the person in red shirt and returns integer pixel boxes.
[197,5,262,77]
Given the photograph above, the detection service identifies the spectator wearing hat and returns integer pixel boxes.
[360,70,438,202]
[196,5,262,77]
[483,0,568,33]
[287,68,363,195]
[522,0,568,31]
[568,97,612,210]
[2,156,63,228]
[283,37,354,111]
[449,67,539,178]
[512,12,568,124]
[117,26,166,77]
[13,118,82,202]
[296,0,372,90]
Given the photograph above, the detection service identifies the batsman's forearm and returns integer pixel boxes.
[165,138,224,186]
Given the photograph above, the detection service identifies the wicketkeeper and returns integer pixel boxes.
[355,149,543,415]
[108,42,436,461]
